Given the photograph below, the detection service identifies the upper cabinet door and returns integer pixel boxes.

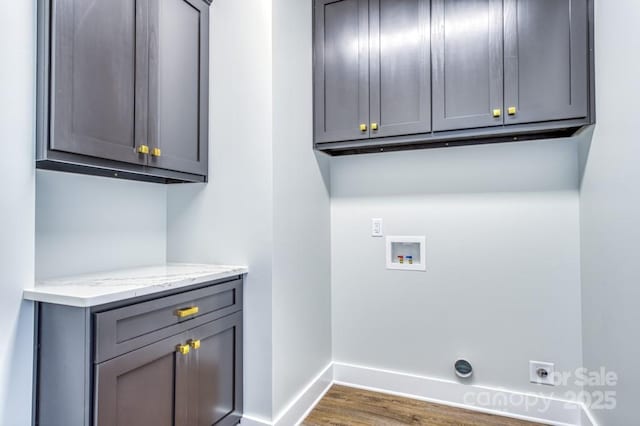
[369,0,431,138]
[51,0,149,165]
[314,0,370,143]
[432,0,504,132]
[504,0,588,124]
[148,0,209,176]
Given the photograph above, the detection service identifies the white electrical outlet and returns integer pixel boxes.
[530,361,555,386]
[371,218,383,237]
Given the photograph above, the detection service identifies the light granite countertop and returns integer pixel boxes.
[23,263,248,308]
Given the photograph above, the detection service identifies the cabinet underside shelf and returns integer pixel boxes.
[317,122,589,156]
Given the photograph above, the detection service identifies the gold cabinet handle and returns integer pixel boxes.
[492,109,502,118]
[151,147,162,157]
[359,123,367,132]
[189,339,201,350]
[371,123,379,131]
[176,306,199,318]
[177,344,190,355]
[138,145,150,154]
[508,106,517,116]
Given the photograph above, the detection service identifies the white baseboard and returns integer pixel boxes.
[274,363,333,426]
[333,362,587,426]
[240,363,333,426]
[239,415,271,426]
[580,405,598,426]
[242,361,597,426]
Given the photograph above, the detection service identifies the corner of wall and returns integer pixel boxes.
[576,125,595,189]
[0,0,37,423]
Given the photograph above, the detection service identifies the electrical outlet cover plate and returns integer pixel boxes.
[530,360,555,386]
[372,218,383,237]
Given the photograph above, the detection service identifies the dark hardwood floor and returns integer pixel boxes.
[302,385,544,426]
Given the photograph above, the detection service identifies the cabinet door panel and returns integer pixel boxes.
[51,0,148,165]
[148,0,209,176]
[95,333,189,426]
[188,313,243,426]
[369,0,431,138]
[504,0,588,124]
[314,0,370,143]
[432,0,503,131]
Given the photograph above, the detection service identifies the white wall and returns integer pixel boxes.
[331,139,584,396]
[36,171,167,279]
[580,0,640,424]
[0,0,36,424]
[168,1,333,421]
[167,0,274,419]
[271,0,332,417]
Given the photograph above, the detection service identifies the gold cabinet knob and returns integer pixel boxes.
[177,344,190,355]
[508,107,517,115]
[371,123,379,131]
[189,339,201,350]
[359,123,367,132]
[151,147,162,157]
[492,109,502,118]
[175,306,199,318]
[138,145,150,154]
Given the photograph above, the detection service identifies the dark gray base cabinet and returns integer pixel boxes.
[313,0,595,156]
[35,278,243,426]
[36,0,210,184]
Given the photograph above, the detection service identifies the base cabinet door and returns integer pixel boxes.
[187,312,243,426]
[504,0,589,124]
[95,333,190,426]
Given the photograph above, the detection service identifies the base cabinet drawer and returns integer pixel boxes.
[35,278,244,426]
[95,279,242,363]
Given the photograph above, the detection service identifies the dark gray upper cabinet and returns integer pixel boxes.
[314,0,370,143]
[369,0,431,138]
[314,0,431,143]
[313,0,594,155]
[432,0,504,131]
[148,0,209,176]
[37,0,211,183]
[503,0,589,125]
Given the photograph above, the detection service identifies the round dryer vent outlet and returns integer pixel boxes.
[454,359,473,378]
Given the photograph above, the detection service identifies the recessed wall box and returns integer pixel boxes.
[386,236,426,271]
